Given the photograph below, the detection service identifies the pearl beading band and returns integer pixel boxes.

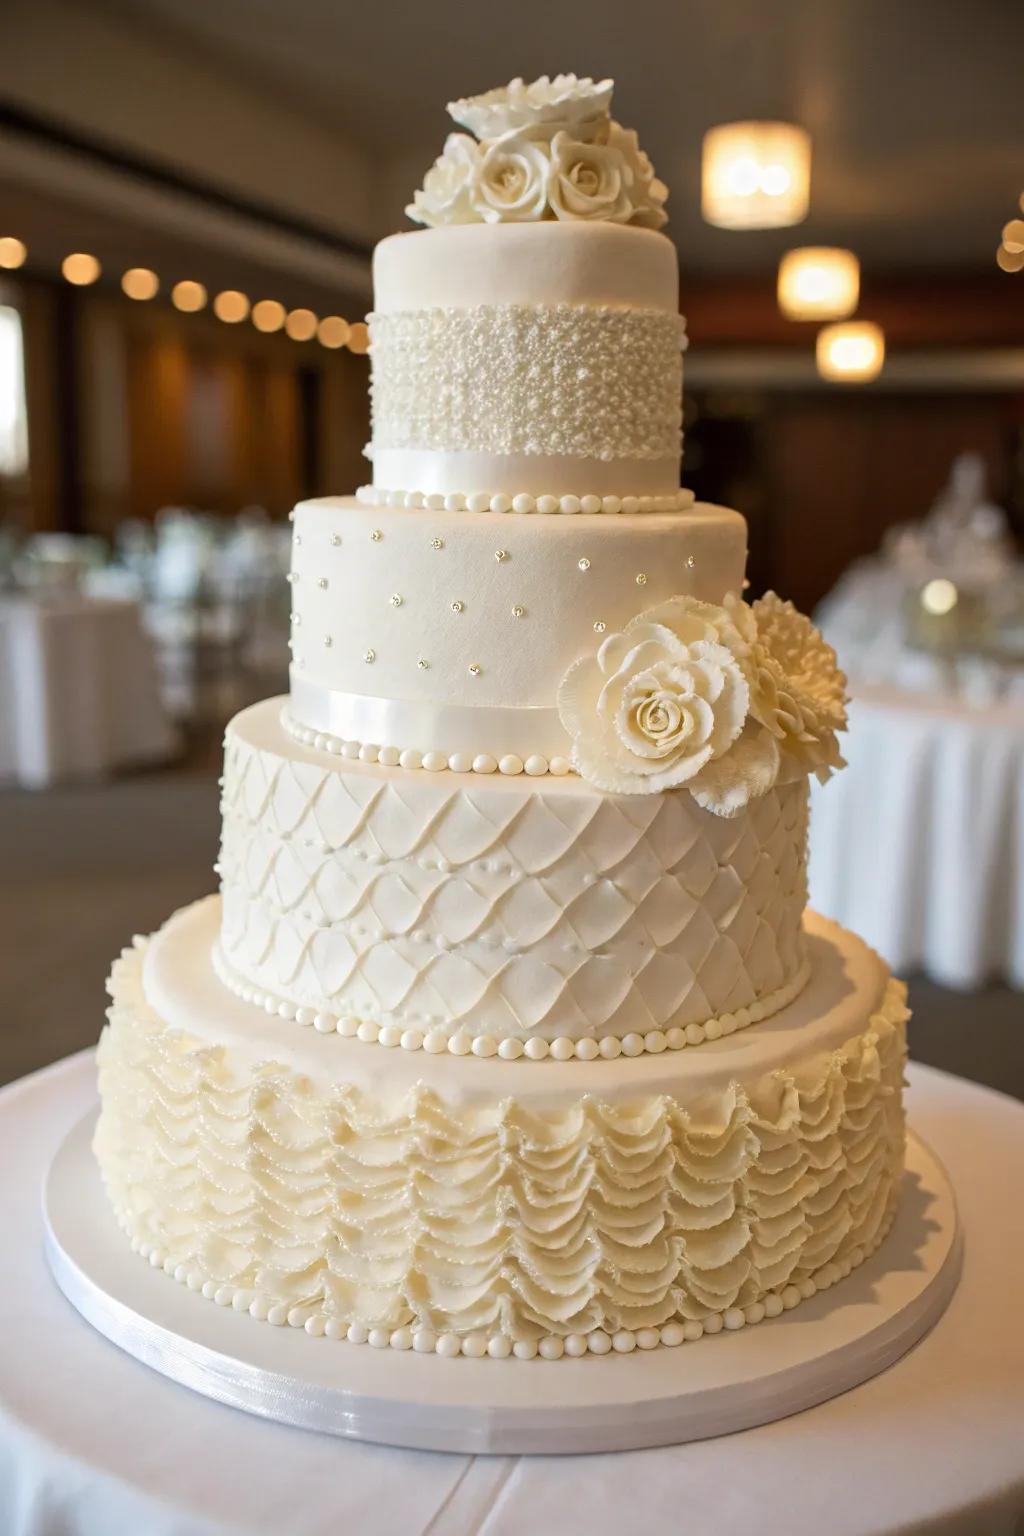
[368,303,683,462]
[281,706,571,778]
[356,486,696,515]
[211,941,812,1062]
[116,1202,895,1361]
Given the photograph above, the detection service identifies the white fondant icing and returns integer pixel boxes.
[287,500,747,757]
[217,699,810,1046]
[370,223,682,498]
[210,933,812,1061]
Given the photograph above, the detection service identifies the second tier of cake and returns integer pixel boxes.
[218,699,810,1053]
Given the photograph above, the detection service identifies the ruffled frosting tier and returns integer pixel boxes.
[95,923,907,1347]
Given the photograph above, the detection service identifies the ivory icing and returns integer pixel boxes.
[370,223,683,498]
[95,897,907,1347]
[216,699,810,1046]
[287,500,747,757]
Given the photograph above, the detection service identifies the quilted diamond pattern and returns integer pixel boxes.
[217,705,809,1041]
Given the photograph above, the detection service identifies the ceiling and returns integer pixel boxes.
[98,0,1024,273]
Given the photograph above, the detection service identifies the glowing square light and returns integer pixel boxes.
[816,321,885,383]
[702,122,811,230]
[778,247,860,320]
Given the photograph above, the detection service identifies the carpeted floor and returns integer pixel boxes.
[1,764,1021,1098]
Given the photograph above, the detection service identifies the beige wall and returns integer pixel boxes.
[3,0,378,244]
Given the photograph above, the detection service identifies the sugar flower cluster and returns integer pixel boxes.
[558,591,848,812]
[407,75,668,231]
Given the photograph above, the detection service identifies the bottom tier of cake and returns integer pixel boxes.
[94,897,907,1360]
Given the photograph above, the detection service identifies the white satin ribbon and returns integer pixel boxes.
[289,674,568,761]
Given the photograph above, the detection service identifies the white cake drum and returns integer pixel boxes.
[45,1113,961,1455]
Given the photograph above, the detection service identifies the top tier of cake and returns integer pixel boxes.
[366,221,684,505]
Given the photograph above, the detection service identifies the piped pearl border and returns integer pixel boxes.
[281,707,571,779]
[211,942,812,1062]
[356,486,696,516]
[115,1201,895,1361]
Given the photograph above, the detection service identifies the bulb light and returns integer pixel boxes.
[702,121,811,230]
[816,321,885,383]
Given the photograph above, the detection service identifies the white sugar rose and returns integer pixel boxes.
[559,596,761,798]
[448,74,614,143]
[607,120,668,230]
[548,131,634,223]
[745,593,848,781]
[406,134,480,227]
[471,131,550,223]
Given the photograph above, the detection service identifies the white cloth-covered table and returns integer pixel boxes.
[809,687,1024,988]
[1,1051,1022,1536]
[0,594,177,788]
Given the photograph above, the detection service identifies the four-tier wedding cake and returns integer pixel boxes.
[95,76,908,1364]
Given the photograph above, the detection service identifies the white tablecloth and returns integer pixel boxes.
[1,1051,1022,1536]
[809,688,1024,988]
[0,594,177,788]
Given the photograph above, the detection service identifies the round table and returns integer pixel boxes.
[2,1053,1022,1536]
[809,686,1024,989]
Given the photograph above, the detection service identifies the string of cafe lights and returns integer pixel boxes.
[0,237,369,352]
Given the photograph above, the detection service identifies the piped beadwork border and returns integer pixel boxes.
[111,1198,897,1361]
[281,706,571,778]
[356,486,695,516]
[211,940,812,1062]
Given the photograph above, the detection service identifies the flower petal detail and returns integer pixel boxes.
[689,724,781,818]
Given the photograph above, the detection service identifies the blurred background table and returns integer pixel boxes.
[809,686,1024,989]
[0,591,177,788]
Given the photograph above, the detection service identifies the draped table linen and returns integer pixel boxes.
[809,687,1024,988]
[1,1051,1022,1536]
[0,594,177,788]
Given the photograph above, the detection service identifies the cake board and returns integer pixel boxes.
[43,1112,961,1456]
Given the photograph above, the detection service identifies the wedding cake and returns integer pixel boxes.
[95,76,907,1363]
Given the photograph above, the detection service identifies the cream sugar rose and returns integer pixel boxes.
[94,72,907,1363]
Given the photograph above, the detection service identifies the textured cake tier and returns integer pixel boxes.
[217,699,810,1051]
[288,497,747,764]
[95,896,907,1355]
[368,222,683,499]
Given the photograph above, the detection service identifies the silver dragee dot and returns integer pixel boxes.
[636,572,648,585]
[687,554,696,568]
[390,594,403,607]
[468,664,481,676]
[364,649,375,663]
[511,605,525,618]
[494,549,508,562]
[417,658,429,670]
[594,620,606,633]
[431,537,444,550]
[323,635,332,647]
[317,577,328,589]
[370,529,382,542]
[578,557,591,571]
[331,534,341,546]
[451,600,464,613]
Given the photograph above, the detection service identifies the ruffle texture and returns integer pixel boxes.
[95,941,907,1344]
